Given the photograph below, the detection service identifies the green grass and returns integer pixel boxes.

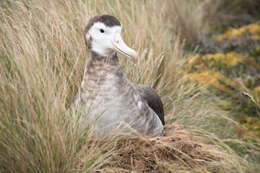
[0,0,259,172]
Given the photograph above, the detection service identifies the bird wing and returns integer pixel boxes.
[135,85,165,125]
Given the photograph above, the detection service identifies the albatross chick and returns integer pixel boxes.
[73,15,164,137]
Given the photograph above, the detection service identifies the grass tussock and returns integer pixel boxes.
[160,0,214,44]
[0,0,257,172]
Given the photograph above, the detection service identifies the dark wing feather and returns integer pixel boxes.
[136,85,165,125]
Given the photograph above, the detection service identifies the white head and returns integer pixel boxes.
[84,15,137,62]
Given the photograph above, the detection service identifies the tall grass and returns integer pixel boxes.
[160,0,213,44]
[0,0,257,172]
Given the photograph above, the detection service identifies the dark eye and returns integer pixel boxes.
[100,29,104,33]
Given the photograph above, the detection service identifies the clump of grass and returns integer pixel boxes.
[0,0,256,172]
[160,0,220,45]
[0,0,109,172]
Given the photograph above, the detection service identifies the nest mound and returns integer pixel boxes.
[80,124,226,172]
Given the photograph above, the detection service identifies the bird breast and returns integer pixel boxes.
[75,57,163,137]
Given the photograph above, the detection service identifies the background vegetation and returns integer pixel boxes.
[0,0,259,172]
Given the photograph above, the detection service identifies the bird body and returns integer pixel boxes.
[74,15,164,137]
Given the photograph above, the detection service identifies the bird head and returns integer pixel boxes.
[84,15,137,62]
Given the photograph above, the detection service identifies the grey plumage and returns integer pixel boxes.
[73,15,164,137]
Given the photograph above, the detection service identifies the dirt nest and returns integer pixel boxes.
[80,124,226,172]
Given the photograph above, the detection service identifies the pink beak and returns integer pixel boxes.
[112,33,137,63]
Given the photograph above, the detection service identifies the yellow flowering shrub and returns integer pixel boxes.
[203,52,244,66]
[213,21,260,41]
[186,70,236,94]
[185,21,260,138]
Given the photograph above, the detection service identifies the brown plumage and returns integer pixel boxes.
[73,15,164,137]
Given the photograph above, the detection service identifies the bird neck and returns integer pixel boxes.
[85,51,122,75]
[87,51,120,66]
[80,51,125,92]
